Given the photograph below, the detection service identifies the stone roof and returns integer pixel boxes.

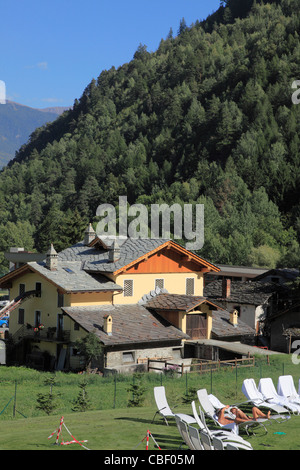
[28,261,122,293]
[253,268,299,283]
[204,279,278,306]
[211,310,255,338]
[58,237,170,273]
[62,304,189,346]
[144,293,222,312]
[58,236,220,274]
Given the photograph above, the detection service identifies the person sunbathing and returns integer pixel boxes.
[218,405,271,425]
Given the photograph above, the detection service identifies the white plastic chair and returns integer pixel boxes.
[197,388,266,436]
[212,436,225,450]
[242,378,289,418]
[175,415,195,450]
[258,377,299,414]
[226,443,239,450]
[152,386,196,425]
[191,400,253,450]
[277,376,300,405]
[188,425,204,450]
[200,430,212,450]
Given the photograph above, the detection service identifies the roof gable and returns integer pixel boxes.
[59,238,220,275]
[144,293,223,312]
[113,240,220,275]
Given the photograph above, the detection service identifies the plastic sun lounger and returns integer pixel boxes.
[200,429,213,450]
[191,400,253,450]
[258,378,300,415]
[175,415,196,450]
[277,376,300,406]
[242,379,290,419]
[188,425,204,451]
[197,389,265,437]
[152,386,196,426]
[212,436,225,450]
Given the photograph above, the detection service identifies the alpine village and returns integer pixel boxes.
[1,0,300,452]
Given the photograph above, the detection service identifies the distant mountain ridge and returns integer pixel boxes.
[0,101,71,167]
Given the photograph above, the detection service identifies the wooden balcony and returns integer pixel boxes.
[12,325,70,344]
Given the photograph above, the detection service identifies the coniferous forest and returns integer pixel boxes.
[0,0,300,273]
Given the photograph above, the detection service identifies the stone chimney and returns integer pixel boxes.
[84,223,96,246]
[46,244,58,271]
[103,314,112,336]
[230,309,238,327]
[109,240,120,263]
[222,278,231,299]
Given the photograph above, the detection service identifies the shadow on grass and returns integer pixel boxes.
[115,416,177,427]
[115,416,182,450]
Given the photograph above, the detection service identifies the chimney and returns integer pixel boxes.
[46,244,58,271]
[230,309,238,327]
[103,314,112,336]
[84,223,96,246]
[109,240,120,263]
[222,278,231,299]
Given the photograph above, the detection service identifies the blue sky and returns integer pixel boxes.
[1,0,221,109]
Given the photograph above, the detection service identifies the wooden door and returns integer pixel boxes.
[186,314,207,339]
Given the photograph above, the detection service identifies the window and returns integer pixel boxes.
[57,292,64,308]
[123,279,133,297]
[155,278,164,290]
[19,284,25,296]
[74,322,80,331]
[122,351,135,363]
[186,278,195,295]
[63,267,74,274]
[35,282,42,297]
[34,311,41,328]
[18,308,24,325]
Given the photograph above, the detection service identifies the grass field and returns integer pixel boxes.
[1,356,300,451]
[0,406,300,451]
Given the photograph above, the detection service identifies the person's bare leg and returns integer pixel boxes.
[252,407,270,420]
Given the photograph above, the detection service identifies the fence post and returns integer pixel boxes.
[185,371,188,396]
[13,381,17,418]
[235,362,238,399]
[113,374,117,409]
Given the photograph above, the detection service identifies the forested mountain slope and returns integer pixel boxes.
[0,0,300,273]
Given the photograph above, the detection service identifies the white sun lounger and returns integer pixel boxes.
[175,415,196,450]
[277,375,300,405]
[191,400,253,449]
[152,386,196,425]
[258,378,299,415]
[242,378,290,417]
[188,425,204,450]
[197,388,265,436]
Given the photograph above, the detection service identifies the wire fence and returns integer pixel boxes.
[1,355,300,420]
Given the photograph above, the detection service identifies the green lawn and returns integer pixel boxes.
[0,405,300,451]
[1,357,300,451]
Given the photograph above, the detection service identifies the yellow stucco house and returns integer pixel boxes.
[0,225,253,372]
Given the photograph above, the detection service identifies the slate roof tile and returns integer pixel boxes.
[62,304,189,345]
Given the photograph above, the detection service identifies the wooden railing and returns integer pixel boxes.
[147,356,256,376]
[11,325,70,344]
